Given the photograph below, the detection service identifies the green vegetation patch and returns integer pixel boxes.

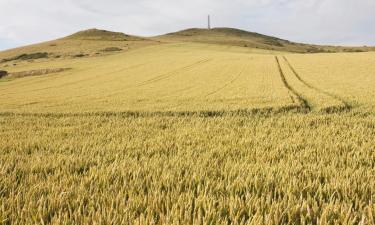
[66,28,142,41]
[1,52,48,63]
[101,47,123,52]
[0,70,8,78]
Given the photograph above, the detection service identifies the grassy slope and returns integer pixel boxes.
[1,27,373,65]
[0,29,159,63]
[155,27,375,53]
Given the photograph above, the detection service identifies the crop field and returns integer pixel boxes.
[0,44,293,113]
[1,43,375,224]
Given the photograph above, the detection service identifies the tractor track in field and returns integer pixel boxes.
[204,67,244,98]
[135,58,213,87]
[168,63,245,110]
[282,56,352,112]
[92,58,213,100]
[275,56,311,112]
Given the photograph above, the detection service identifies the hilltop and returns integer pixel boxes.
[0,29,157,64]
[1,27,374,65]
[155,27,373,53]
[65,28,144,41]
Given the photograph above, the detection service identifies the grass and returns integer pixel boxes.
[155,28,375,53]
[0,29,158,63]
[1,36,375,224]
[0,77,15,82]
[65,28,143,41]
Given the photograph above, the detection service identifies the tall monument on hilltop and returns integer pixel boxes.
[208,15,211,30]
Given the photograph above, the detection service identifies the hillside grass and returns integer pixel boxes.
[155,28,375,53]
[0,29,158,64]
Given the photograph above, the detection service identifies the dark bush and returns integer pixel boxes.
[15,52,48,60]
[1,52,48,63]
[0,70,8,78]
[73,54,87,58]
[263,39,284,47]
[101,47,123,52]
[343,49,365,53]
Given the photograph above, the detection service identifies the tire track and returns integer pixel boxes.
[204,68,244,98]
[275,56,311,112]
[135,58,212,87]
[168,62,243,110]
[95,58,213,100]
[283,56,352,111]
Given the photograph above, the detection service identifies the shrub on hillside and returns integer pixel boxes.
[0,70,7,78]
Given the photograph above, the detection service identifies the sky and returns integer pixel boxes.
[1,0,375,50]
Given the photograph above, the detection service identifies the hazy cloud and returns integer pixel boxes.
[1,0,374,50]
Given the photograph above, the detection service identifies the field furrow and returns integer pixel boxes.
[204,68,243,98]
[284,53,375,112]
[283,56,351,112]
[275,56,311,111]
[136,58,213,87]
[277,56,345,112]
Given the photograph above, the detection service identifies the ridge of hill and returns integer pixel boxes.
[0,29,157,64]
[65,28,144,41]
[155,27,374,53]
[1,27,374,65]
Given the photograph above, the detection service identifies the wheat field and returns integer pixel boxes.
[1,43,375,224]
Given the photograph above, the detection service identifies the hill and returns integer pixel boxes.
[155,27,374,53]
[1,27,374,65]
[0,29,158,65]
[65,28,144,41]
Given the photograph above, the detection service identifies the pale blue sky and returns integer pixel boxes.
[1,0,375,50]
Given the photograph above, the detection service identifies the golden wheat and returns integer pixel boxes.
[1,43,375,224]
